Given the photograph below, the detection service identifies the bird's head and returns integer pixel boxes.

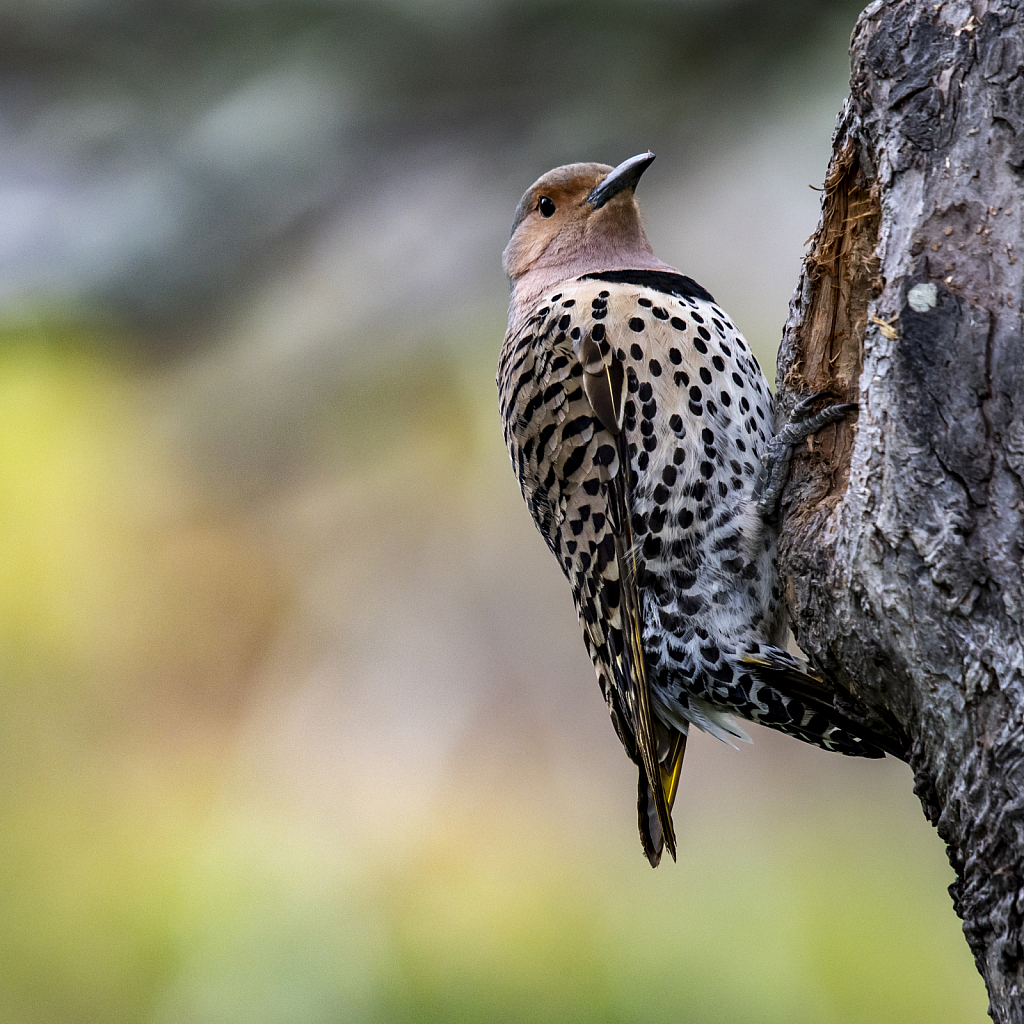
[503,153,668,321]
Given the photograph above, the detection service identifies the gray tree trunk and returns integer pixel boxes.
[775,1,1024,1019]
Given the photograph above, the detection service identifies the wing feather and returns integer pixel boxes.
[579,331,681,863]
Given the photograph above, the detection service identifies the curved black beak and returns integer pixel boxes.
[586,152,655,209]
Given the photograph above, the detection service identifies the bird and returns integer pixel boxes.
[497,152,902,866]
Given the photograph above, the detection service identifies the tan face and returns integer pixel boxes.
[502,155,659,285]
[501,162,613,280]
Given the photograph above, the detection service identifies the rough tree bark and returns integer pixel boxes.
[775,1,1024,1019]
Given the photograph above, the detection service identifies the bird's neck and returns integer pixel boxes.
[508,248,676,337]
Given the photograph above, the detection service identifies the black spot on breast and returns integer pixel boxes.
[559,314,570,330]
[637,450,649,470]
[672,570,697,590]
[674,371,689,387]
[662,465,677,485]
[630,343,643,360]
[699,367,712,385]
[671,317,687,331]
[666,640,688,662]
[673,447,685,465]
[649,360,662,377]
[653,484,670,504]
[669,414,683,434]
[643,535,662,558]
[638,382,653,402]
[637,297,652,308]
[708,660,734,683]
[694,338,708,354]
[629,318,645,332]
[677,508,694,528]
[669,348,682,364]
[712,355,725,372]
[592,323,606,341]
[700,461,714,478]
[700,643,720,664]
[732,372,744,387]
[652,307,668,320]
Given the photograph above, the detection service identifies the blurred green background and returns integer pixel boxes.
[0,1,987,1021]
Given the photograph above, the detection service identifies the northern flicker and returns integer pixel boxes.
[497,152,901,866]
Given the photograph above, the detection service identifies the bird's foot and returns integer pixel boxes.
[753,393,858,521]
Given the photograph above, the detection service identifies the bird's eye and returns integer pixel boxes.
[538,196,556,217]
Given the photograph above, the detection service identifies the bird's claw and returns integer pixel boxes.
[754,397,859,522]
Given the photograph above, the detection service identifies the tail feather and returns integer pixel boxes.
[740,647,908,761]
[637,771,666,867]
